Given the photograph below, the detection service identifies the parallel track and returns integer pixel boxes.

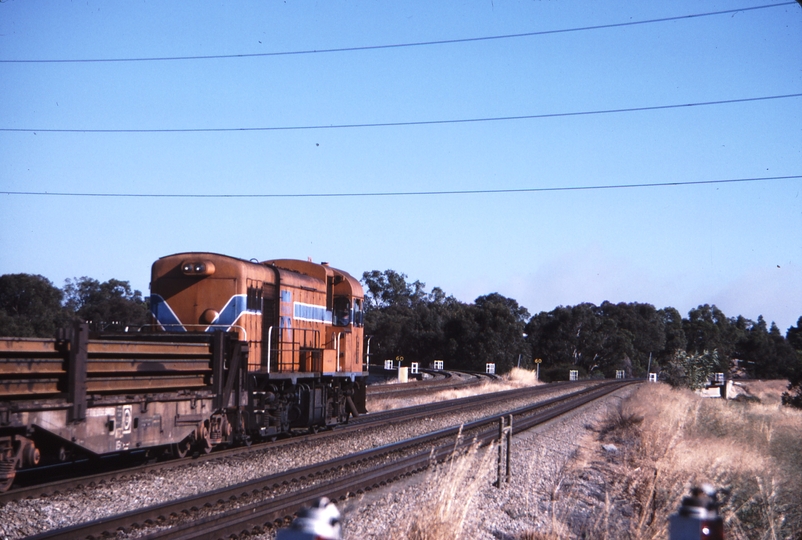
[2,380,586,503]
[25,381,634,540]
[365,369,490,398]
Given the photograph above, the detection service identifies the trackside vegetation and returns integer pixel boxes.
[377,382,801,539]
[517,382,802,539]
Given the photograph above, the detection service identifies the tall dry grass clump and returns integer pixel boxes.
[551,383,802,539]
[504,367,542,386]
[388,442,497,540]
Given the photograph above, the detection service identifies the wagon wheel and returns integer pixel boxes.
[173,438,191,459]
[0,472,15,493]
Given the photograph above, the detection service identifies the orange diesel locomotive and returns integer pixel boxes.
[150,253,367,437]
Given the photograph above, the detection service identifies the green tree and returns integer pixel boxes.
[682,305,740,371]
[659,306,687,365]
[362,270,457,366]
[0,273,72,337]
[598,301,666,375]
[447,293,530,373]
[732,316,799,379]
[362,270,531,374]
[526,303,640,380]
[63,277,149,331]
[664,349,719,390]
[362,269,426,312]
[781,316,802,409]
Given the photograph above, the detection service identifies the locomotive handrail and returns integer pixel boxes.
[335,332,345,372]
[266,326,273,373]
[264,327,323,373]
[134,324,248,341]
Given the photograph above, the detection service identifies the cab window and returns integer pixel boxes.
[333,296,351,327]
[353,299,363,327]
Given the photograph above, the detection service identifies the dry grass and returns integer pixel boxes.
[369,368,542,412]
[525,382,802,539]
[735,380,790,405]
[359,378,801,539]
[387,441,497,540]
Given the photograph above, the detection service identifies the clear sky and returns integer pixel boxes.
[1,1,800,331]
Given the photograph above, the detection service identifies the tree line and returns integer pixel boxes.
[0,273,149,337]
[2,270,801,407]
[360,269,802,408]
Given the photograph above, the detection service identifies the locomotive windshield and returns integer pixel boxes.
[332,296,351,326]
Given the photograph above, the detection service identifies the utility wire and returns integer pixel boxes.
[3,93,800,134]
[3,175,799,199]
[0,2,794,64]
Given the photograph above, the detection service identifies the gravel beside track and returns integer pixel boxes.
[0,383,591,539]
[339,385,636,540]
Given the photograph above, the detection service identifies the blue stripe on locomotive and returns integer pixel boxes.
[208,294,248,330]
[151,293,251,332]
[150,294,186,331]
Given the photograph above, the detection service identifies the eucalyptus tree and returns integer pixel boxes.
[0,273,71,337]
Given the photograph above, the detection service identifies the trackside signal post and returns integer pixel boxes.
[495,414,513,488]
[534,358,542,382]
[396,356,406,382]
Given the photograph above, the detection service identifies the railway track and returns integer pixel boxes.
[365,369,491,398]
[1,379,585,503]
[24,381,634,539]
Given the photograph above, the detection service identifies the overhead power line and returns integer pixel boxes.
[2,93,800,134]
[0,2,794,64]
[3,175,799,199]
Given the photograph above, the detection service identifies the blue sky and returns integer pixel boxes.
[1,1,800,331]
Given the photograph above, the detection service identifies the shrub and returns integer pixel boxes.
[663,349,719,390]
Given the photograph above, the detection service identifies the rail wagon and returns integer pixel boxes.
[0,253,367,491]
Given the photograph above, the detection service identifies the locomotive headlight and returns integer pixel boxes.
[181,261,216,276]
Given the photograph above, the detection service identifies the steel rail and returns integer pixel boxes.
[366,370,475,396]
[2,380,589,503]
[2,380,588,502]
[147,381,634,540]
[25,381,633,540]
